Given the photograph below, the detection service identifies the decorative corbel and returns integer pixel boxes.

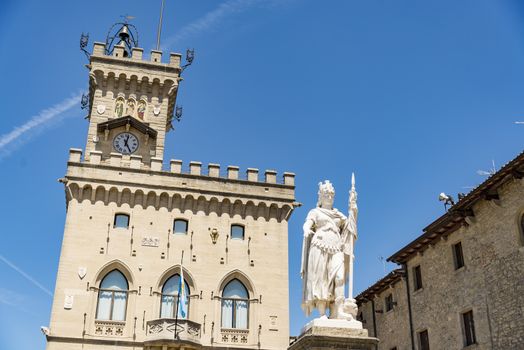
[104,128,109,141]
[145,133,149,145]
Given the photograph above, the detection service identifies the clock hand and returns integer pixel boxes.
[126,144,132,153]
[124,135,130,147]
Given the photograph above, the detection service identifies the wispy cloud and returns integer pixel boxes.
[0,93,82,160]
[0,255,53,297]
[162,0,287,49]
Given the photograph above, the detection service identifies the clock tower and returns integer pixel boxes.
[84,24,182,166]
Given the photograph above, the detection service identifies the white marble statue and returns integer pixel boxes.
[301,175,360,323]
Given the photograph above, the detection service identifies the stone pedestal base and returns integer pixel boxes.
[289,318,378,350]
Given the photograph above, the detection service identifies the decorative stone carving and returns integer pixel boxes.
[301,175,361,326]
[141,236,160,247]
[96,104,106,115]
[210,228,219,244]
[77,266,87,279]
[63,295,74,309]
[94,320,125,337]
[153,105,161,116]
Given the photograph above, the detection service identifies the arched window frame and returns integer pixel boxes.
[173,219,189,235]
[221,278,250,329]
[159,274,191,319]
[96,269,129,321]
[230,224,245,240]
[113,213,130,229]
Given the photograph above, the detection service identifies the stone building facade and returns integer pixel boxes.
[357,152,524,350]
[45,28,298,350]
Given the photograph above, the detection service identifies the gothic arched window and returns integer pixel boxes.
[221,279,249,329]
[160,274,190,319]
[96,270,128,321]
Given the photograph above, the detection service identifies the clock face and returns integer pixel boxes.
[113,132,139,155]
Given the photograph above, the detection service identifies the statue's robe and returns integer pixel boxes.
[301,207,357,316]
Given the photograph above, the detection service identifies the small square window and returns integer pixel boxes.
[452,242,465,270]
[418,329,430,350]
[462,310,477,346]
[231,225,245,240]
[114,214,130,229]
[413,265,423,291]
[385,293,394,312]
[174,219,188,235]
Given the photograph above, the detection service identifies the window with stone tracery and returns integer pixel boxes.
[96,270,128,321]
[221,279,249,329]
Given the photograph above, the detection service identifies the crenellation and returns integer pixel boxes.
[208,163,220,177]
[190,161,202,175]
[283,172,295,186]
[131,47,143,60]
[170,159,182,173]
[228,166,240,180]
[113,44,125,58]
[150,50,162,63]
[92,42,105,56]
[247,168,259,182]
[265,170,277,184]
[130,155,142,169]
[169,53,182,67]
[109,152,122,167]
[69,148,83,163]
[151,157,163,171]
[90,150,102,165]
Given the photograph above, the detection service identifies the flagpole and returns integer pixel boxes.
[156,0,166,50]
[174,250,184,340]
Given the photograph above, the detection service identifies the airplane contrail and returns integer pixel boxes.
[0,93,82,159]
[0,254,53,297]
[162,0,288,49]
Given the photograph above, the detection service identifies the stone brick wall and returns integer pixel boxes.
[358,176,524,350]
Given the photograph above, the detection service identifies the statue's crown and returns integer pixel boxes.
[318,180,335,196]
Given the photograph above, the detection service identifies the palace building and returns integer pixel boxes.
[45,20,524,350]
[45,23,298,350]
[356,152,524,350]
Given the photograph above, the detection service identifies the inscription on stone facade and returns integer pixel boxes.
[141,236,159,247]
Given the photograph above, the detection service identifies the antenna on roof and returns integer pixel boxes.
[378,256,386,274]
[477,160,496,177]
[156,0,166,50]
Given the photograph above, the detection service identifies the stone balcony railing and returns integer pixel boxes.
[94,320,125,337]
[145,318,201,346]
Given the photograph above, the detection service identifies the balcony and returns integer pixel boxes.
[145,318,201,348]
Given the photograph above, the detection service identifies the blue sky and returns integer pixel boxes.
[1,0,524,348]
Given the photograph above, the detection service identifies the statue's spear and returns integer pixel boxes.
[348,172,358,299]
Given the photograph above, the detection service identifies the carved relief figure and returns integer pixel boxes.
[137,100,146,120]
[301,178,359,322]
[115,97,124,117]
[126,99,136,117]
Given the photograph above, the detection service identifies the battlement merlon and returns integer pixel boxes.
[91,42,182,70]
[66,148,298,212]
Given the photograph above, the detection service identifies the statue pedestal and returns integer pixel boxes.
[289,318,378,350]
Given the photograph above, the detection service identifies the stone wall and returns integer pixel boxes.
[358,176,524,350]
